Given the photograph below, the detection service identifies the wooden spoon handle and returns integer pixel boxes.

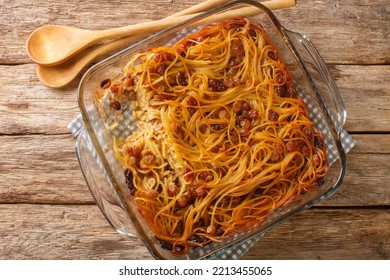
[37,0,297,88]
[167,0,232,18]
[95,0,296,41]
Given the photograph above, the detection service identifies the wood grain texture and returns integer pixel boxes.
[1,0,388,64]
[0,134,93,204]
[0,204,388,259]
[0,0,389,260]
[1,134,389,206]
[1,64,389,134]
[331,65,390,132]
[0,64,79,134]
[243,208,390,260]
[0,204,152,260]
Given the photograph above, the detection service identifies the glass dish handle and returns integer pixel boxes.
[75,127,139,239]
[286,30,347,133]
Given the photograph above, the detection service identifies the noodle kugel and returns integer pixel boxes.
[98,18,328,254]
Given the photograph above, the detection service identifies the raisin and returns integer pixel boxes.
[239,118,251,129]
[125,145,142,158]
[186,40,196,49]
[199,171,210,181]
[174,220,184,234]
[240,110,249,119]
[286,140,297,152]
[218,108,229,119]
[295,139,306,149]
[145,189,158,200]
[231,39,245,56]
[191,179,204,188]
[275,74,285,84]
[176,195,189,208]
[218,82,228,92]
[270,150,280,162]
[287,81,299,98]
[100,78,111,89]
[208,78,227,92]
[124,76,134,87]
[313,154,321,166]
[274,142,284,154]
[268,110,279,121]
[232,101,243,114]
[176,71,188,86]
[183,168,193,182]
[302,145,311,157]
[242,101,251,111]
[155,63,167,76]
[153,52,163,62]
[275,85,288,97]
[194,187,207,198]
[229,130,239,143]
[248,109,259,120]
[196,35,205,42]
[316,178,325,186]
[168,184,179,196]
[110,83,119,94]
[303,126,314,139]
[211,124,226,131]
[109,100,121,110]
[223,77,235,88]
[268,50,277,60]
[228,56,241,67]
[124,168,133,183]
[314,136,324,149]
[253,188,263,197]
[215,226,226,236]
[231,196,244,205]
[124,169,135,195]
[186,96,197,115]
[187,96,197,106]
[159,240,173,251]
[189,234,207,244]
[248,28,257,38]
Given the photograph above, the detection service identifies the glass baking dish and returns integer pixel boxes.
[76,0,347,260]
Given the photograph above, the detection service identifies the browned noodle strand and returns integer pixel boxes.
[100,18,328,254]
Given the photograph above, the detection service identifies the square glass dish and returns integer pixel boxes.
[76,0,347,260]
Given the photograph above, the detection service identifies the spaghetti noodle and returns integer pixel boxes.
[101,18,328,254]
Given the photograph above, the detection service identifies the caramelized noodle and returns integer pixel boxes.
[105,18,328,254]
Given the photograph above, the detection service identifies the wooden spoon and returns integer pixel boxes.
[35,0,235,88]
[27,0,296,67]
[27,0,232,66]
[36,35,144,88]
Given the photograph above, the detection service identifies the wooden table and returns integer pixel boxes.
[1,0,389,260]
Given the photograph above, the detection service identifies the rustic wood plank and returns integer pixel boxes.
[0,65,80,134]
[243,208,390,260]
[0,204,388,259]
[1,64,389,134]
[1,134,389,206]
[272,0,389,65]
[349,134,390,154]
[0,0,388,64]
[0,204,153,260]
[1,0,182,64]
[0,0,388,263]
[331,65,390,132]
[320,153,390,207]
[0,134,94,204]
